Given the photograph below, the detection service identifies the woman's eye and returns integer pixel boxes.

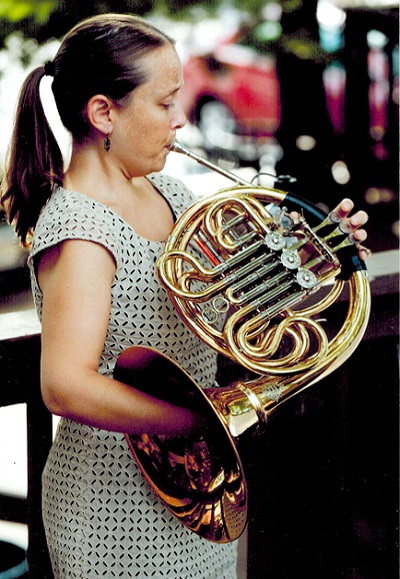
[161,102,174,110]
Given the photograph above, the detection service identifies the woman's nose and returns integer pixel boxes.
[172,102,186,130]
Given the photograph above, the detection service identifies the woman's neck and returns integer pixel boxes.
[62,144,174,242]
[64,143,144,203]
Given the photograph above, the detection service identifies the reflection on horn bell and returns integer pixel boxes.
[116,140,371,543]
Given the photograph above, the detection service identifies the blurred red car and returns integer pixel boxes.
[179,18,393,165]
[179,32,281,159]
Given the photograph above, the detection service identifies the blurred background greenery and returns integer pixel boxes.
[0,0,398,257]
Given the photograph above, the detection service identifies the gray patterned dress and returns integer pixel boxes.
[28,173,238,578]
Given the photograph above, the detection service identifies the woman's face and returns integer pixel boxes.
[111,44,186,177]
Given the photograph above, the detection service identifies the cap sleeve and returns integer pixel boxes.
[28,187,121,270]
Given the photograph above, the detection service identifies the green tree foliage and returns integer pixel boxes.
[0,0,240,46]
[0,1,324,47]
[155,0,220,17]
[0,0,56,23]
[0,0,157,46]
[0,0,55,43]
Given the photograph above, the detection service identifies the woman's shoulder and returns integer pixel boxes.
[30,186,121,258]
[42,185,117,216]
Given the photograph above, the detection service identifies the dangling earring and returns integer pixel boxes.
[104,133,111,152]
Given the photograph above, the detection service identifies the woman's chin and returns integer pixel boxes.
[152,153,169,173]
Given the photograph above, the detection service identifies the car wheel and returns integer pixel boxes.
[197,100,239,154]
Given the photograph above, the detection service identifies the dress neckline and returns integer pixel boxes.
[55,174,177,245]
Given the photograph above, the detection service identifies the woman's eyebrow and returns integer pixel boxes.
[161,81,184,98]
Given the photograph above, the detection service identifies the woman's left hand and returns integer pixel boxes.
[332,198,370,261]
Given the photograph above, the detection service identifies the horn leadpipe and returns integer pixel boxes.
[172,139,251,186]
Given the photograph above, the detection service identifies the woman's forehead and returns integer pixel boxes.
[138,45,183,95]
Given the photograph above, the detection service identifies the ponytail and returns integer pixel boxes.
[1,66,64,247]
[1,14,174,247]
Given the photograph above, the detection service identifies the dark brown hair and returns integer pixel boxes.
[1,14,173,246]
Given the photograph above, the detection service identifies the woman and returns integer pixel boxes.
[1,13,369,578]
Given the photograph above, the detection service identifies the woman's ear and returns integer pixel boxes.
[86,95,113,136]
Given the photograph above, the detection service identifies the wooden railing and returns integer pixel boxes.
[0,311,53,578]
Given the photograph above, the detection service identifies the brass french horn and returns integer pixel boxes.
[115,141,371,544]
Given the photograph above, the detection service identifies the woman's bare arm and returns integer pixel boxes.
[37,239,198,436]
